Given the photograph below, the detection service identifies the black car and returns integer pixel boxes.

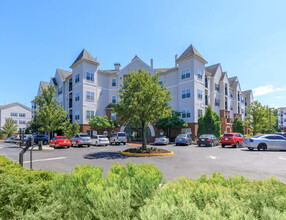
[197,134,219,147]
[26,134,49,146]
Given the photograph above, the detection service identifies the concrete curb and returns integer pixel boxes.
[120,151,174,157]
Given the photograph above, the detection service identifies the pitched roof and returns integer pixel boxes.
[57,69,72,80]
[98,69,119,75]
[70,49,99,68]
[132,55,139,61]
[242,90,252,97]
[228,77,238,89]
[155,67,178,74]
[40,81,49,90]
[205,63,220,76]
[177,44,207,64]
[0,102,31,111]
[220,72,226,81]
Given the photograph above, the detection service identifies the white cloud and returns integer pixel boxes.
[253,85,286,96]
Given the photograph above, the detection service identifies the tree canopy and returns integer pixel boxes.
[232,117,244,134]
[2,118,18,137]
[88,115,111,134]
[113,68,172,148]
[62,121,80,139]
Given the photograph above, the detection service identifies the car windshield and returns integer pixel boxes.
[79,135,89,137]
[118,133,126,137]
[98,136,106,138]
[177,134,186,138]
[223,134,233,137]
[253,135,263,138]
[200,135,211,138]
[57,137,67,139]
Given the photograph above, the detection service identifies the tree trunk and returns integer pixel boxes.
[141,122,147,149]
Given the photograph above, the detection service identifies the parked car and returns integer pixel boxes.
[275,132,286,138]
[71,133,91,147]
[26,134,49,146]
[243,134,286,151]
[197,134,219,147]
[220,133,244,148]
[5,136,17,143]
[50,136,71,149]
[175,134,192,146]
[91,135,109,146]
[110,132,127,145]
[154,136,169,145]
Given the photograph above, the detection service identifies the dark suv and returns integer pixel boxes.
[26,134,49,146]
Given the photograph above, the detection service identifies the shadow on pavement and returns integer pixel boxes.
[84,151,129,160]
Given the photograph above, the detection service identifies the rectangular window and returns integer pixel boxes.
[225,86,228,96]
[238,93,240,101]
[75,92,80,101]
[225,101,228,110]
[215,83,220,91]
[215,98,220,106]
[159,77,163,85]
[197,90,202,99]
[205,95,208,105]
[86,72,94,82]
[14,120,17,124]
[238,106,240,114]
[231,107,233,111]
[11,112,17,117]
[111,113,116,120]
[198,109,202,118]
[181,128,191,134]
[197,70,203,80]
[75,74,80,83]
[19,120,26,125]
[58,87,62,95]
[86,110,95,120]
[181,69,190,79]
[112,78,116,86]
[181,109,191,118]
[182,89,191,99]
[75,112,80,121]
[112,96,116,104]
[86,91,95,101]
[205,77,208,88]
[19,113,26,117]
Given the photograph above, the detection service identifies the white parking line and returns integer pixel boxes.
[208,156,216,160]
[278,157,286,161]
[23,157,66,163]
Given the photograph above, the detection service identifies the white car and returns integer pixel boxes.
[110,132,127,145]
[154,136,169,145]
[243,134,286,151]
[71,133,91,147]
[91,135,109,146]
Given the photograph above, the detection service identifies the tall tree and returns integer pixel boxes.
[113,68,172,148]
[2,118,18,137]
[197,106,221,138]
[88,115,111,135]
[245,101,268,135]
[155,111,188,136]
[62,121,80,139]
[33,85,68,140]
[232,117,244,134]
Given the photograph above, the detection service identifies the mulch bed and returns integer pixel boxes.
[123,147,172,154]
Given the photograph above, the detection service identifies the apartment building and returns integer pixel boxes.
[0,102,32,133]
[278,107,286,132]
[34,44,253,140]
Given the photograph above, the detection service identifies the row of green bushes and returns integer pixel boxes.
[1,155,286,219]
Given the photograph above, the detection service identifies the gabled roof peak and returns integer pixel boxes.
[205,63,221,76]
[132,55,139,61]
[177,44,207,64]
[70,49,99,68]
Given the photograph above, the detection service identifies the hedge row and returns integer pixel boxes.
[0,155,286,219]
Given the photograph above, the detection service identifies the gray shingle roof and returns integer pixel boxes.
[132,55,139,61]
[70,49,99,68]
[177,44,207,63]
[205,63,220,76]
[155,67,178,74]
[228,77,238,89]
[242,90,252,97]
[40,81,49,90]
[220,72,226,81]
[0,102,31,111]
[57,69,72,80]
[98,70,119,75]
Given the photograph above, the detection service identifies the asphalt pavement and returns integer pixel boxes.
[1,142,286,182]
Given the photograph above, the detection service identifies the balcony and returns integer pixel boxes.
[69,99,72,108]
[69,84,72,92]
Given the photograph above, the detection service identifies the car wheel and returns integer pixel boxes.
[67,145,70,148]
[123,142,126,145]
[175,143,178,146]
[235,142,240,148]
[257,143,267,151]
[198,144,201,147]
[87,145,90,147]
[222,144,225,148]
[248,147,253,151]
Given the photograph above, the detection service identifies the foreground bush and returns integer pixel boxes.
[0,156,286,219]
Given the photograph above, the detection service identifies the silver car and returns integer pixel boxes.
[175,134,192,146]
[243,134,286,151]
[71,133,91,147]
[110,132,127,145]
[91,135,109,146]
[155,136,170,145]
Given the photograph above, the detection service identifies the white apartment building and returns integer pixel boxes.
[34,44,253,140]
[278,107,286,132]
[0,102,32,133]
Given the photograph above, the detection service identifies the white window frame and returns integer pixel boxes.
[75,92,80,101]
[75,112,80,121]
[215,98,220,106]
[181,69,190,80]
[198,109,202,118]
[19,120,26,125]
[10,112,17,117]
[112,96,116,104]
[181,108,191,119]
[182,89,191,99]
[112,78,116,87]
[19,113,26,117]
[86,72,94,82]
[75,74,80,83]
[86,110,95,120]
[197,89,203,99]
[197,69,203,80]
[86,91,95,101]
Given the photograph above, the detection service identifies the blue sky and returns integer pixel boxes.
[0,0,285,108]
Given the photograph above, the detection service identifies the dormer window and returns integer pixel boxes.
[86,72,94,82]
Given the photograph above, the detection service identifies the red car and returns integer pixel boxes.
[220,133,244,148]
[50,136,71,149]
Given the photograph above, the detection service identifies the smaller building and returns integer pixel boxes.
[278,107,286,132]
[0,102,32,133]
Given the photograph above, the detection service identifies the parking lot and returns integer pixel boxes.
[1,142,286,182]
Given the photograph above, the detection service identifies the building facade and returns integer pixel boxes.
[0,102,32,133]
[34,44,253,140]
[278,107,286,132]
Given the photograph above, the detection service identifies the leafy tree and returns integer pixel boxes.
[232,117,244,134]
[155,111,188,136]
[245,101,268,135]
[0,130,5,140]
[24,120,40,134]
[62,121,80,139]
[2,118,18,137]
[113,68,172,148]
[88,116,111,135]
[33,85,68,140]
[197,106,221,138]
[107,119,119,136]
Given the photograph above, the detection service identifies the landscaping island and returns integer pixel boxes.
[121,147,174,157]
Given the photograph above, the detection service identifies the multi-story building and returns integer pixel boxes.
[0,102,32,133]
[34,44,253,140]
[278,107,286,132]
